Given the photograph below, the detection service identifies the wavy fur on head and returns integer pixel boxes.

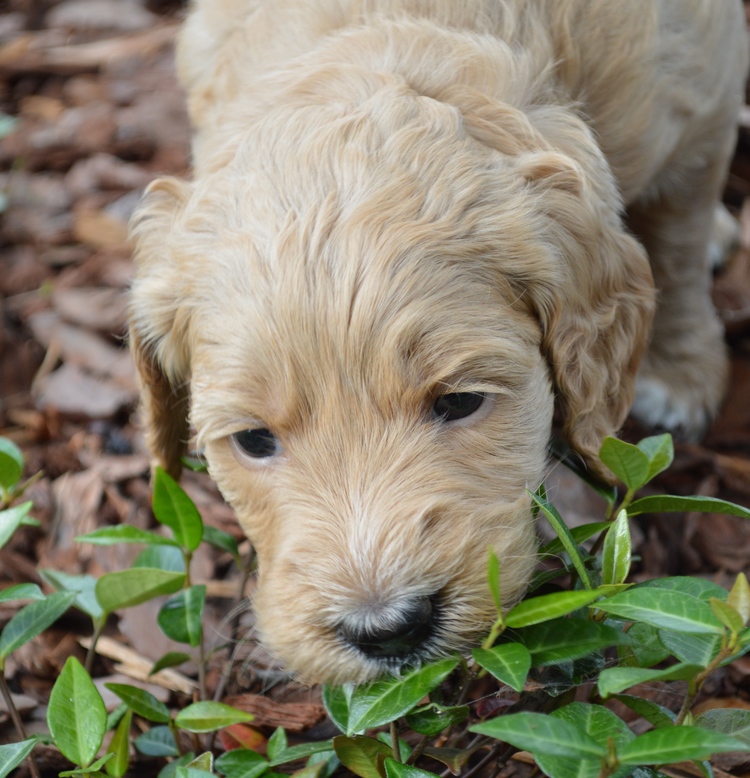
[130,0,747,683]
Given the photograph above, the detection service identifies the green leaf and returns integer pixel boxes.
[696,709,750,745]
[487,548,502,615]
[151,652,192,675]
[332,736,390,778]
[516,618,628,666]
[106,704,128,733]
[619,622,671,668]
[0,738,39,778]
[105,709,132,778]
[710,598,744,635]
[595,588,724,634]
[0,583,44,604]
[322,684,352,734]
[376,733,412,763]
[215,748,269,778]
[627,495,750,519]
[133,544,186,572]
[405,704,469,737]
[0,438,23,491]
[536,703,634,778]
[76,526,180,547]
[660,630,721,666]
[158,586,206,647]
[175,768,216,778]
[539,522,611,558]
[181,456,209,473]
[48,657,107,768]
[270,742,335,767]
[618,727,750,765]
[346,658,458,734]
[528,492,593,590]
[187,753,214,773]
[384,759,439,778]
[134,726,178,757]
[505,589,605,629]
[472,643,530,692]
[104,683,171,724]
[0,502,33,550]
[158,752,196,778]
[599,437,650,490]
[40,570,103,619]
[636,434,674,482]
[598,662,702,698]
[420,746,480,774]
[152,467,204,551]
[95,569,186,612]
[601,509,631,586]
[59,752,114,776]
[470,712,606,759]
[0,590,76,660]
[637,577,729,602]
[267,728,287,761]
[202,525,240,559]
[612,695,675,729]
[175,702,253,733]
[729,573,750,625]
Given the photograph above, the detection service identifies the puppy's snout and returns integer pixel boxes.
[337,595,435,660]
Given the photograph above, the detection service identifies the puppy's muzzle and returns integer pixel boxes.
[336,595,437,660]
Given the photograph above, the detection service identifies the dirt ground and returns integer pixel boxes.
[1,1,750,777]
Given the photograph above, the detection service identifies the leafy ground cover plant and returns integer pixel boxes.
[1,433,750,778]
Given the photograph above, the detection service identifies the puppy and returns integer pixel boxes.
[129,0,748,683]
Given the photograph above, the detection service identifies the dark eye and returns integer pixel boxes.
[233,428,279,458]
[432,392,485,422]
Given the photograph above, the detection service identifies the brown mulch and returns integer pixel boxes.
[1,1,750,777]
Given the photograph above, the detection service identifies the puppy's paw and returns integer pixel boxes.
[708,204,740,272]
[631,348,728,441]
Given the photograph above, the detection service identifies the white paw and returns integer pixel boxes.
[631,375,711,442]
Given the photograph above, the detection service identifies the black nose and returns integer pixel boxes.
[337,596,434,659]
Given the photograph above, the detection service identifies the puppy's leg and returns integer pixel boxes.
[628,147,735,440]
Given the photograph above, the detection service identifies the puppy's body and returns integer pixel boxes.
[131,1,747,682]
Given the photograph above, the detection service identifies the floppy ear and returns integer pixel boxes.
[129,178,193,478]
[518,150,656,481]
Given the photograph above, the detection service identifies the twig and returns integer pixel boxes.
[390,721,402,761]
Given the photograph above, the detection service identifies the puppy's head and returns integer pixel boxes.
[130,79,653,683]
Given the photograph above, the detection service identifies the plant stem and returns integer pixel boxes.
[405,735,430,766]
[169,718,184,756]
[674,644,737,726]
[198,634,207,702]
[85,617,106,675]
[0,673,41,778]
[390,721,401,762]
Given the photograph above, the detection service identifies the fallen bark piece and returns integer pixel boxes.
[222,693,326,732]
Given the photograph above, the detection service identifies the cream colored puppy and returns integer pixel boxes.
[130,0,748,683]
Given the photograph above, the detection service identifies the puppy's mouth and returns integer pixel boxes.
[335,592,446,670]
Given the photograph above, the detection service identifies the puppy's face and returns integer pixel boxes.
[131,84,653,683]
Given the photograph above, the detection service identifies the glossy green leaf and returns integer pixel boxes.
[158,752,196,778]
[215,748,269,778]
[202,525,240,559]
[602,509,631,586]
[0,583,44,604]
[472,643,530,692]
[595,588,724,634]
[95,569,185,612]
[59,752,113,775]
[638,576,729,601]
[711,597,744,634]
[529,492,593,590]
[0,737,39,778]
[618,727,750,765]
[106,703,128,733]
[636,434,674,482]
[0,438,23,491]
[404,704,469,737]
[662,629,721,666]
[0,590,76,660]
[729,573,750,625]
[505,589,604,629]
[517,617,627,666]
[487,548,502,615]
[134,726,178,757]
[187,753,214,772]
[384,759,439,778]
[696,709,750,745]
[270,741,335,767]
[346,658,458,734]
[599,437,650,490]
[0,502,33,551]
[627,495,750,519]
[619,622,670,668]
[152,467,204,551]
[133,544,186,572]
[40,570,103,619]
[175,768,216,778]
[158,585,206,647]
[322,684,353,734]
[332,736,390,778]
[598,662,702,698]
[76,526,180,547]
[105,709,132,778]
[48,657,107,767]
[267,727,287,761]
[104,683,171,724]
[612,695,675,729]
[536,703,634,778]
[470,712,606,759]
[539,522,611,558]
[175,701,253,733]
[150,652,192,675]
